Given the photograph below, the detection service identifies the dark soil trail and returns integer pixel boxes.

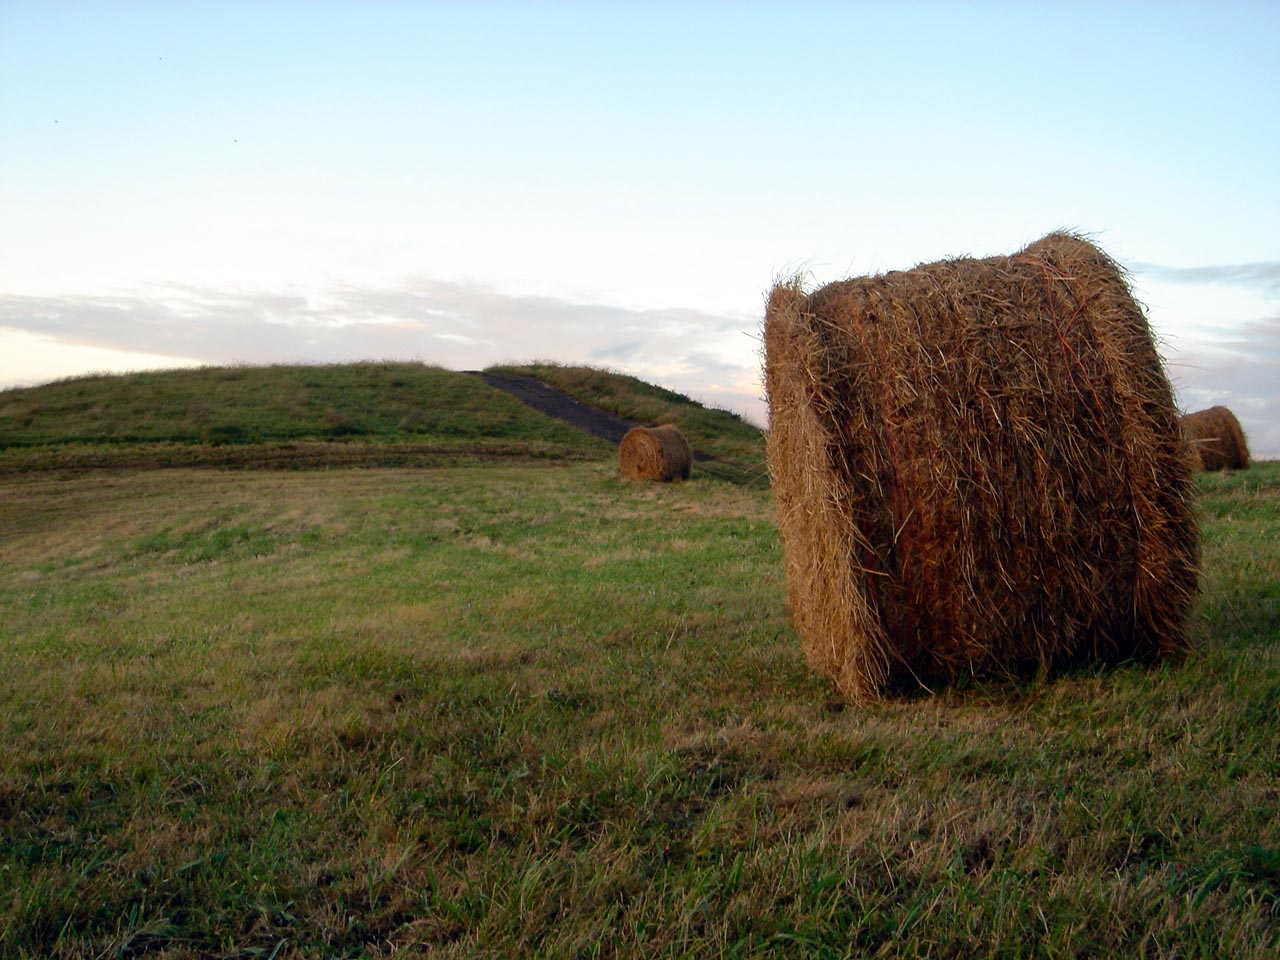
[471,371,641,445]
[472,371,750,478]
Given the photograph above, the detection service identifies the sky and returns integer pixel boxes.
[1,0,1277,455]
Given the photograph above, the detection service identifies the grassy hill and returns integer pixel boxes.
[0,362,765,480]
[0,363,601,448]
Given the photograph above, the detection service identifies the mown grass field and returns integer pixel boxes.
[1,365,1277,957]
[1,458,1276,958]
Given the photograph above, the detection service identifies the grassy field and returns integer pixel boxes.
[1,446,1277,957]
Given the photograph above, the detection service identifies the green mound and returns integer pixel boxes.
[0,361,765,482]
[0,363,596,449]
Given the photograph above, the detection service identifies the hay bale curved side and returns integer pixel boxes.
[619,424,692,481]
[1180,406,1250,471]
[764,232,1200,702]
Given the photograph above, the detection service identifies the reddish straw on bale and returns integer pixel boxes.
[1180,406,1251,472]
[764,232,1200,702]
[619,424,692,482]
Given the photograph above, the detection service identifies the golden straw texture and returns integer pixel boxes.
[619,424,693,482]
[1180,406,1250,471]
[765,232,1200,701]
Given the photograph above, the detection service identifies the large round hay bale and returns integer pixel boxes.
[764,232,1200,702]
[620,424,692,482]
[1180,406,1250,471]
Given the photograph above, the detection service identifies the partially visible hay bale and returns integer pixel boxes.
[764,232,1200,702]
[1180,406,1250,471]
[620,424,692,482]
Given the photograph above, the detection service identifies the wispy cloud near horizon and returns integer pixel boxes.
[1131,260,1280,297]
[1163,310,1280,458]
[4,264,1276,457]
[1132,259,1280,459]
[0,278,768,425]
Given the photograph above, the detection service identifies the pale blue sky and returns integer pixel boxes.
[2,0,1277,453]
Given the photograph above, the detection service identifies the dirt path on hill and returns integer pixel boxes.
[471,371,642,445]
[471,371,753,479]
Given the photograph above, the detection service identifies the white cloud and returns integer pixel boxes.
[0,327,202,388]
[1131,261,1280,297]
[1131,261,1280,460]
[0,278,767,425]
[5,265,1275,452]
[1164,312,1280,459]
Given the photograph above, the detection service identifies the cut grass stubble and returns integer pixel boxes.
[1,463,1278,958]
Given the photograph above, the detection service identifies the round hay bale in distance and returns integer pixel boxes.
[764,232,1200,702]
[1180,406,1250,471]
[620,424,692,482]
